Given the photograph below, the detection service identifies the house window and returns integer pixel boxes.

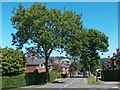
[41,64,45,68]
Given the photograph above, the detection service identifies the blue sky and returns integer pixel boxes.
[2,2,118,58]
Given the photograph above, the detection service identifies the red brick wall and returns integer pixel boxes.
[24,66,37,73]
[24,66,46,73]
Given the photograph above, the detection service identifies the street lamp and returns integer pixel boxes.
[88,64,91,76]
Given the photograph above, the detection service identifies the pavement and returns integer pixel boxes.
[102,81,120,85]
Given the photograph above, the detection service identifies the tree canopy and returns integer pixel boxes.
[11,3,83,81]
[67,29,109,72]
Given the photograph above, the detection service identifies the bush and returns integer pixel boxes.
[101,69,120,81]
[57,72,62,78]
[61,73,68,78]
[49,72,63,82]
[87,76,101,85]
[49,72,57,82]
[2,74,26,89]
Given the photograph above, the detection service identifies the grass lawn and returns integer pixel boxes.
[87,76,101,85]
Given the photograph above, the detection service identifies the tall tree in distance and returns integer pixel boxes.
[11,3,83,82]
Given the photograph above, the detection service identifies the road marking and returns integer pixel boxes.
[111,86,119,88]
[70,82,73,84]
[64,84,69,87]
[59,84,69,90]
[63,79,78,88]
[70,80,75,84]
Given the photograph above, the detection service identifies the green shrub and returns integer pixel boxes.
[57,72,62,78]
[61,73,68,78]
[2,74,26,89]
[87,76,101,85]
[49,72,57,82]
[49,72,63,82]
[101,69,120,81]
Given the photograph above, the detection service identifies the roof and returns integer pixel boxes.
[58,63,69,68]
[26,57,44,65]
[61,58,71,61]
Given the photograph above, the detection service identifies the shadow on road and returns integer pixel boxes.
[70,75,87,78]
[51,81,64,84]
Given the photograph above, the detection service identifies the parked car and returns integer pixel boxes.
[96,69,102,79]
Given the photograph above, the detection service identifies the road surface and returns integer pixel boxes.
[36,75,120,89]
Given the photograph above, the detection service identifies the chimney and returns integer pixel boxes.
[116,48,120,55]
[108,56,110,60]
[113,53,116,56]
[108,56,110,62]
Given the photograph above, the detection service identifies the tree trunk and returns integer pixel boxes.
[45,55,49,82]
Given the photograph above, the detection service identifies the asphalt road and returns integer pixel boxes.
[36,75,120,89]
[37,75,88,88]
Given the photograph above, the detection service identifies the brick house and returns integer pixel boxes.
[116,48,120,69]
[24,55,72,74]
[48,57,70,74]
[105,48,120,70]
[24,57,46,73]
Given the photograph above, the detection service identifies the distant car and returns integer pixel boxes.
[83,70,89,78]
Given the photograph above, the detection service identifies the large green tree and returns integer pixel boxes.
[81,29,109,72]
[2,47,25,76]
[66,29,109,73]
[11,3,83,81]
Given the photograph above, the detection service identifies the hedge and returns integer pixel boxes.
[25,71,47,85]
[2,74,26,89]
[101,69,120,81]
[2,71,62,89]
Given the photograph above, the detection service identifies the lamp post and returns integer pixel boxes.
[108,56,111,70]
[88,64,91,76]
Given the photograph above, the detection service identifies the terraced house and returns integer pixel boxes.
[106,48,120,69]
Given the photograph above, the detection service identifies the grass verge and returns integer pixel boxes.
[87,76,101,85]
